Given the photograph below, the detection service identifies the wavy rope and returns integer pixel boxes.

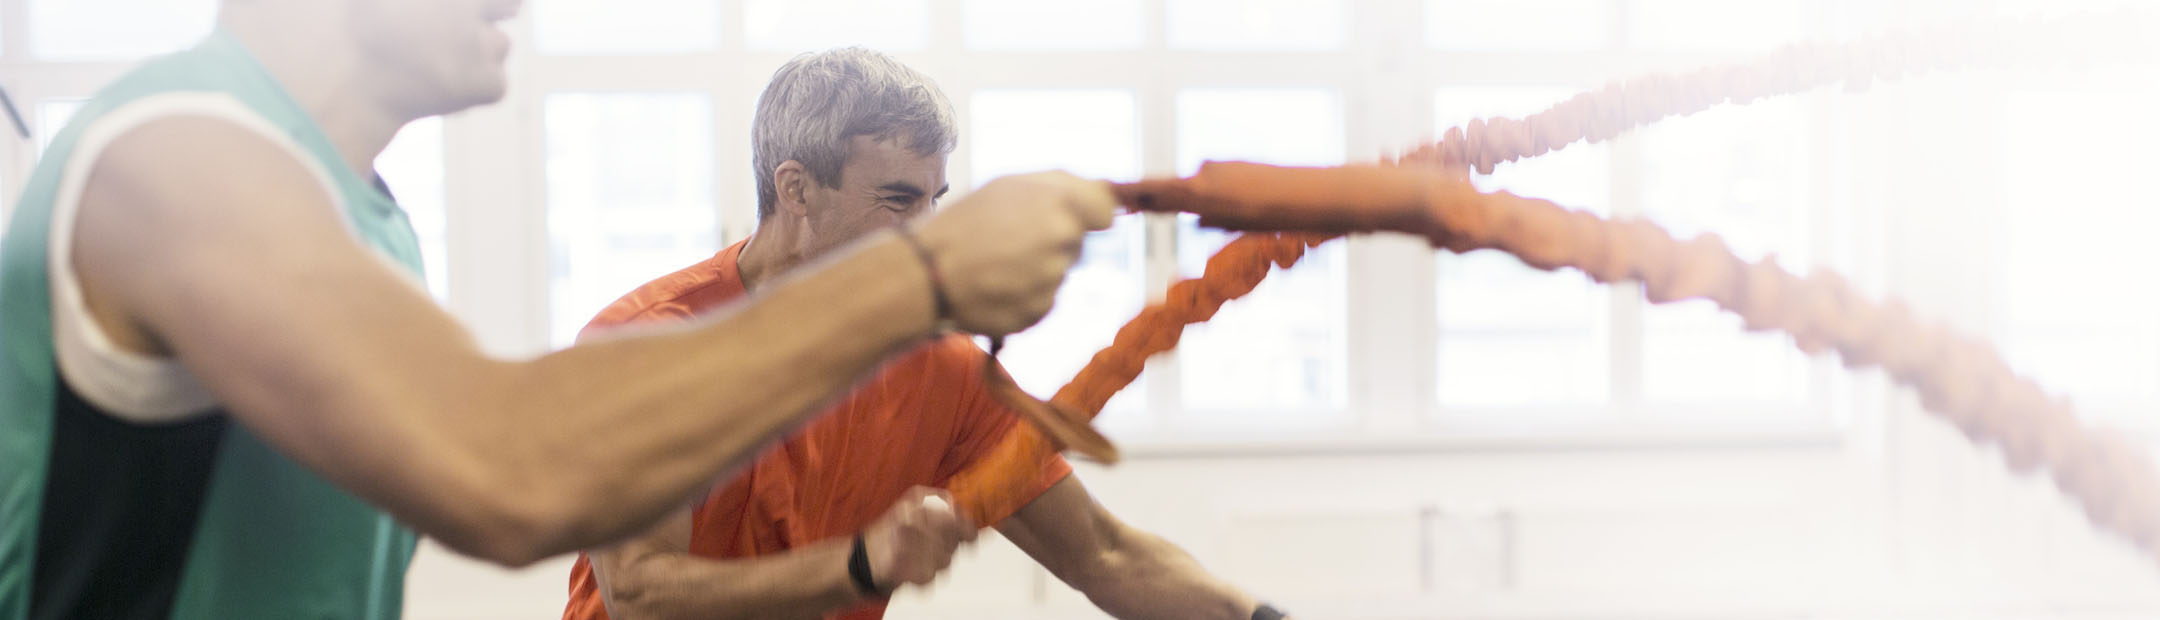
[949,231,1331,524]
[956,8,2160,540]
[1117,161,2160,556]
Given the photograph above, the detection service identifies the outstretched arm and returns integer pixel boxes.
[72,115,1112,565]
[997,476,1258,620]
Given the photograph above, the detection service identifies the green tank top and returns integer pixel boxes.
[0,31,421,620]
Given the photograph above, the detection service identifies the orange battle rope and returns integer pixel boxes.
[956,8,2160,551]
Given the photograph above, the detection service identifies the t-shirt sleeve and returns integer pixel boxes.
[576,288,701,343]
[936,339,1074,525]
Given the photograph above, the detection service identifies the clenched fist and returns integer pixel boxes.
[913,171,1117,336]
[860,487,977,592]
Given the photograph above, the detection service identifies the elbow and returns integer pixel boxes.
[598,574,663,620]
[431,489,578,568]
[1054,550,1126,594]
[421,454,596,567]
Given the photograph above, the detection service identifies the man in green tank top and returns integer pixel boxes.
[0,1,1115,618]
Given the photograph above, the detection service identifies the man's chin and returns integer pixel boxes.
[443,76,511,115]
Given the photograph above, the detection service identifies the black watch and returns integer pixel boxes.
[847,533,884,597]
[1253,603,1287,620]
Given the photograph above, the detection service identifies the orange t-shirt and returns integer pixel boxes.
[561,240,1074,620]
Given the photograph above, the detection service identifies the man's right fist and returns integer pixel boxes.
[861,487,977,592]
[914,171,1117,336]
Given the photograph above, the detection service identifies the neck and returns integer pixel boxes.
[222,10,409,179]
[736,218,807,293]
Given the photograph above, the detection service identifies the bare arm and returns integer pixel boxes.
[589,509,858,620]
[71,118,1110,565]
[998,477,1258,620]
[589,487,971,620]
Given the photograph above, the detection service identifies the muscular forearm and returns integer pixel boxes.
[472,231,939,560]
[1072,531,1255,620]
[597,541,863,620]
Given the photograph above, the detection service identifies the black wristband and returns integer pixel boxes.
[1252,603,1287,620]
[847,533,882,597]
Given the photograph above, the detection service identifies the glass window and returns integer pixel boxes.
[1433,87,1612,411]
[963,0,1145,51]
[743,0,931,53]
[37,99,84,156]
[1427,0,1613,52]
[1626,0,1804,53]
[377,117,450,300]
[31,0,214,60]
[546,93,719,347]
[970,90,1141,184]
[1996,0,2149,17]
[533,0,721,55]
[1636,98,1812,407]
[970,89,1148,427]
[2001,91,2160,412]
[1166,0,1347,51]
[1174,89,1349,421]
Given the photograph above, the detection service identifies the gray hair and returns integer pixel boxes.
[753,47,958,219]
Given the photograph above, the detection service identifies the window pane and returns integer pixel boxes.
[1175,89,1344,175]
[1997,0,2149,17]
[744,0,930,52]
[1626,0,1804,53]
[1006,216,1151,429]
[1427,0,1613,52]
[32,0,214,60]
[2001,91,2160,412]
[963,0,1144,51]
[377,117,450,300]
[1174,89,1348,420]
[970,89,1148,426]
[1637,99,1811,406]
[1434,87,1611,410]
[37,99,84,156]
[533,0,721,55]
[1167,0,1346,51]
[546,93,719,347]
[971,90,1140,183]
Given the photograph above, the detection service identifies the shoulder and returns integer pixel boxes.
[581,249,746,336]
[84,94,318,205]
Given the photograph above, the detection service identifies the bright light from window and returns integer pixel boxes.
[1174,89,1348,421]
[2001,91,2160,414]
[377,117,450,300]
[744,0,931,52]
[1427,0,1613,52]
[963,0,1145,51]
[1167,0,1347,51]
[546,93,720,347]
[1627,0,1804,53]
[533,0,722,55]
[31,0,213,61]
[971,89,1148,427]
[36,99,84,156]
[1637,98,1812,407]
[1434,87,1612,411]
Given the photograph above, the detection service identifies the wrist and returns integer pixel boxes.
[846,532,887,600]
[889,225,953,337]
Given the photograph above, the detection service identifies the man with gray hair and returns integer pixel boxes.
[561,47,1284,620]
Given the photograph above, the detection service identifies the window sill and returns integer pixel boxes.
[1098,422,1846,459]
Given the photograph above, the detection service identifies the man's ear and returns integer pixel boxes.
[774,161,812,218]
